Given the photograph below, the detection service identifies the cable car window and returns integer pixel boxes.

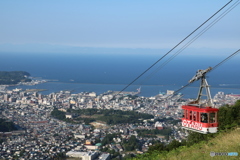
[189,111,192,120]
[193,111,196,121]
[209,113,215,123]
[201,113,208,123]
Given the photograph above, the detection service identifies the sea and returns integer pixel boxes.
[1,51,240,99]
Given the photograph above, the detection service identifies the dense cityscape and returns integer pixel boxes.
[1,0,239,159]
[0,80,240,160]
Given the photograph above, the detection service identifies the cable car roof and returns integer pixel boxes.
[182,105,219,112]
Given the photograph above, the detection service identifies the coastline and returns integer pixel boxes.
[5,81,240,99]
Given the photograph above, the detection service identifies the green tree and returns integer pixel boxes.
[147,143,166,153]
[51,109,66,120]
[123,135,140,151]
[218,100,240,130]
[0,118,17,132]
[167,139,182,151]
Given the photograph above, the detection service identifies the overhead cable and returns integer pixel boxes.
[166,49,240,100]
[139,0,240,85]
[117,0,233,95]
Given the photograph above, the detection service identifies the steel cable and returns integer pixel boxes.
[139,0,240,86]
[117,0,233,95]
[166,49,240,100]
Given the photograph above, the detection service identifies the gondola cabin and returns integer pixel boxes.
[181,105,219,134]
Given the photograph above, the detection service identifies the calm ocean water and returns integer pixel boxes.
[1,52,240,98]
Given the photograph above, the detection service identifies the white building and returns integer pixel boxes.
[99,153,110,160]
[167,90,174,95]
[66,113,73,119]
[66,151,98,160]
[74,134,85,139]
[89,92,97,97]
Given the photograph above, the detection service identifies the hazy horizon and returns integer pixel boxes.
[1,0,239,53]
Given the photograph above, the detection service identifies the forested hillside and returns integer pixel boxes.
[0,71,31,85]
[132,100,240,160]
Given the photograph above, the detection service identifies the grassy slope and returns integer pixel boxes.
[133,128,240,160]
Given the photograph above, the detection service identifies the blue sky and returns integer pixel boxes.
[0,0,239,53]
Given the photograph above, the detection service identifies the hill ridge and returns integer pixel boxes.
[133,128,240,160]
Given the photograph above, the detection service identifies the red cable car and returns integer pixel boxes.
[181,67,219,134]
[182,105,218,134]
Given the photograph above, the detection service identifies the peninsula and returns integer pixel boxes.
[0,71,31,85]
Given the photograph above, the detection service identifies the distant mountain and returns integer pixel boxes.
[0,71,31,85]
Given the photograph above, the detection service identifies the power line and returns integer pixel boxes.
[117,0,233,95]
